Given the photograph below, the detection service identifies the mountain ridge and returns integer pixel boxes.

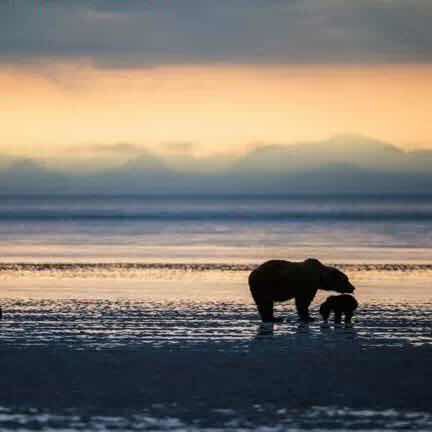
[1,135,432,194]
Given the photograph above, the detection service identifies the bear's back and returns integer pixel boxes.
[326,294,358,311]
[249,259,318,292]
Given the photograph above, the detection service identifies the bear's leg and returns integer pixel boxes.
[334,311,342,324]
[256,300,277,322]
[295,289,317,322]
[250,289,281,322]
[344,312,353,325]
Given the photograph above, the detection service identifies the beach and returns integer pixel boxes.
[1,262,432,430]
[1,343,432,430]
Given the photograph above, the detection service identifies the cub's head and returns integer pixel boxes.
[320,266,355,294]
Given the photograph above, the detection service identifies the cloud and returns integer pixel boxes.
[70,143,144,155]
[1,1,431,67]
[161,142,197,154]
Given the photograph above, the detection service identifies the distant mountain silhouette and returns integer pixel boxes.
[235,135,423,174]
[2,135,432,194]
[0,159,70,194]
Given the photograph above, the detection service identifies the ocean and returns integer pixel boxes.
[1,195,432,431]
[1,194,432,263]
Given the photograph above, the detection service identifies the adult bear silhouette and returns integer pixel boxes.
[249,258,355,323]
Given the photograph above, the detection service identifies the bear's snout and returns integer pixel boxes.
[345,282,355,293]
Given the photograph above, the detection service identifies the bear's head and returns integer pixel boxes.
[320,266,355,293]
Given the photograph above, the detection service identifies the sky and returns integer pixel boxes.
[1,0,432,162]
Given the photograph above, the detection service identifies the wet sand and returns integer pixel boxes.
[1,265,432,430]
[1,342,432,413]
[1,298,432,430]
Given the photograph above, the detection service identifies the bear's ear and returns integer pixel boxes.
[305,258,322,267]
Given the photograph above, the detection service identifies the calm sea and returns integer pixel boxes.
[0,194,431,263]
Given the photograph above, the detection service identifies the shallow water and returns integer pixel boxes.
[1,262,432,298]
[1,297,431,350]
[1,195,432,263]
[1,406,432,431]
[1,262,432,349]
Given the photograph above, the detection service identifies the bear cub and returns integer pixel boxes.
[319,294,358,325]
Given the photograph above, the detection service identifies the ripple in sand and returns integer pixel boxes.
[1,406,432,431]
[1,299,431,350]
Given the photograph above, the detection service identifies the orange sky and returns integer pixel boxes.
[1,63,431,158]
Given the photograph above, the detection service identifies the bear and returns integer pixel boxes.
[319,294,358,325]
[248,258,355,323]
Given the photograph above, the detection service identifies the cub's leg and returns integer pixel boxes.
[334,311,342,324]
[344,312,353,325]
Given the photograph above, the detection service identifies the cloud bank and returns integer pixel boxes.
[1,1,431,67]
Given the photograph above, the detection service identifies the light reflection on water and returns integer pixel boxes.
[1,299,431,349]
[2,262,432,280]
[1,263,431,348]
[1,406,432,431]
[1,263,432,302]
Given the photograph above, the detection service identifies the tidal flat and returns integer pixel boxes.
[1,267,431,431]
